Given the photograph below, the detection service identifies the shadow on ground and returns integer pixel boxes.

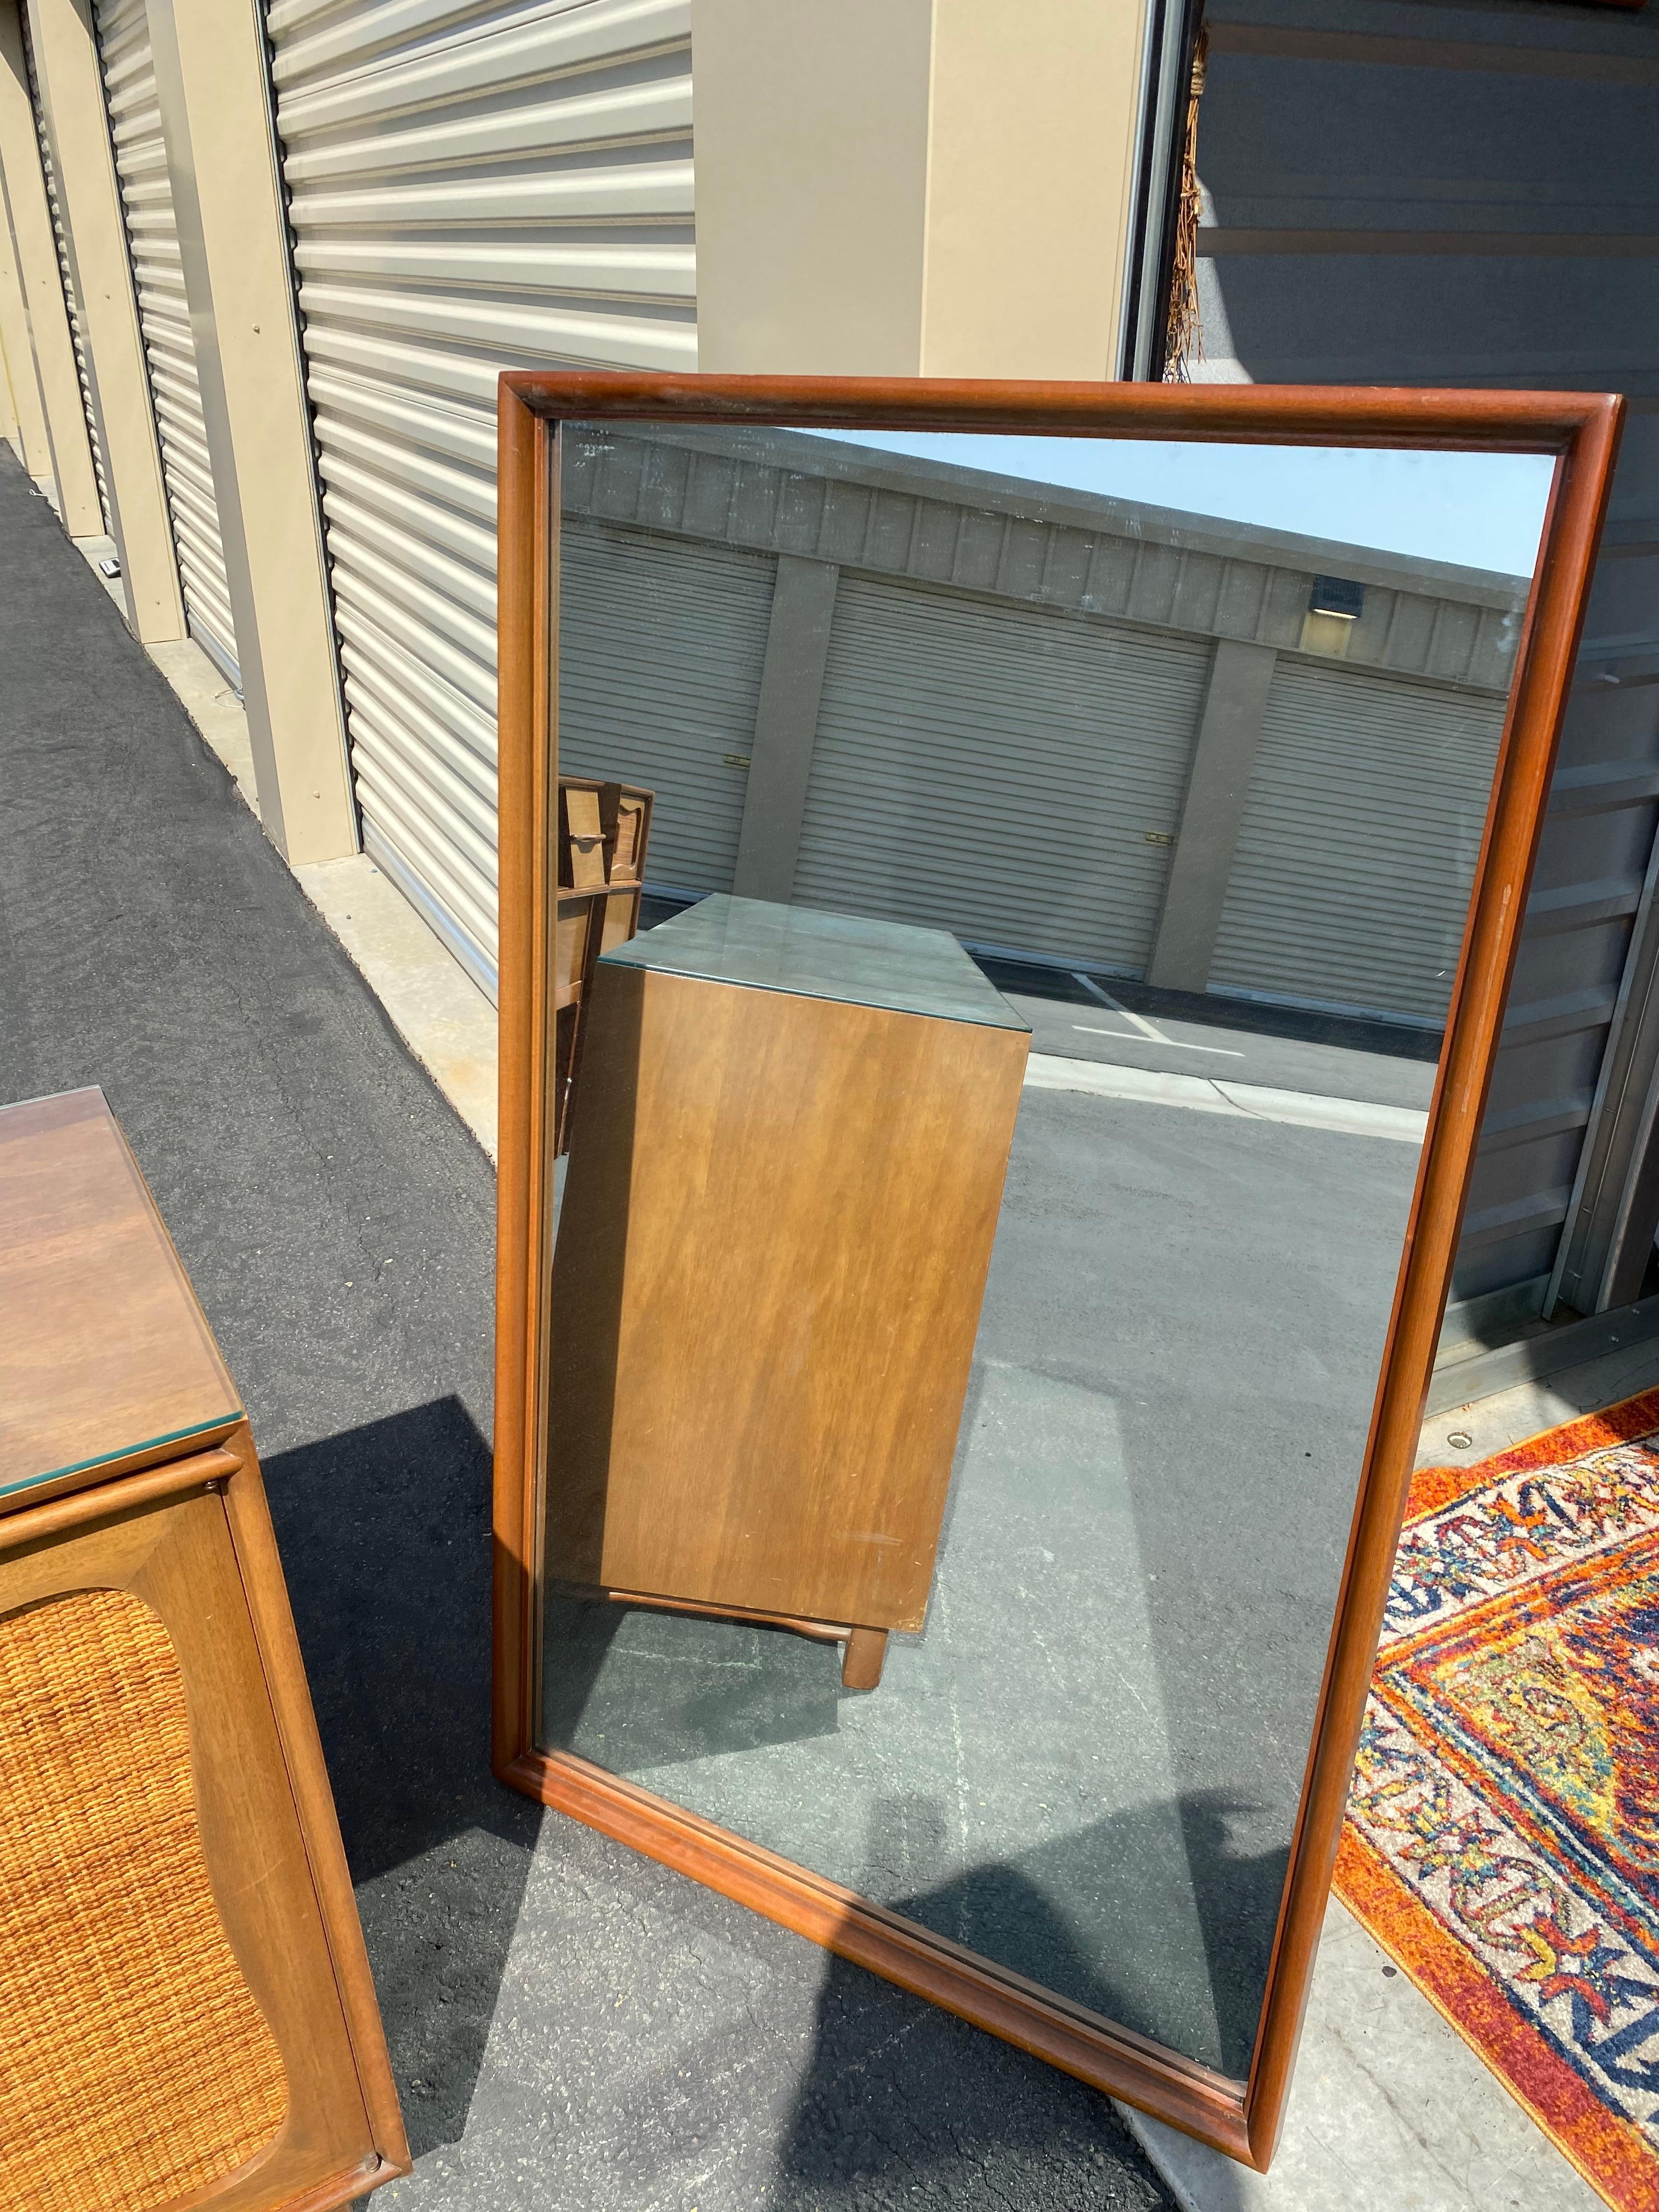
[773,1956,1183,2211]
[265,1402,542,2159]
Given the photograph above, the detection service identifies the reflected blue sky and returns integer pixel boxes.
[811,431,1553,579]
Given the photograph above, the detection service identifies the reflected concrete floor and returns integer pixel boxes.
[543,1076,1423,2079]
[987,960,1442,1110]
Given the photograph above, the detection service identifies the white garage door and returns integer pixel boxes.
[558,522,774,896]
[266,0,695,997]
[20,0,109,529]
[1209,657,1506,1024]
[95,0,239,680]
[794,577,1211,973]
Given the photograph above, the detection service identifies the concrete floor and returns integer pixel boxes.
[24,445,1623,2210]
[2,451,1176,2209]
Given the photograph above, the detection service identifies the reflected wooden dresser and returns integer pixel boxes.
[554,775,653,1155]
[0,1088,408,2212]
[545,896,1030,1690]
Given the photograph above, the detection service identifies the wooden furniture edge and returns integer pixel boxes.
[0,1093,242,1510]
[267,2155,398,2212]
[501,1746,1252,2160]
[0,1090,410,2199]
[1239,392,1626,2167]
[559,1579,851,1644]
[493,377,551,1775]
[0,1419,246,1519]
[490,373,1624,2174]
[218,1428,413,2183]
[0,1446,239,1552]
[500,371,1611,449]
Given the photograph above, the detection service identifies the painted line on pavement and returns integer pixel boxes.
[1023,1053,1430,1144]
[1072,1022,1244,1058]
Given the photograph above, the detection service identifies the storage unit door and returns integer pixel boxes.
[1207,658,1507,1025]
[1190,4,1659,1308]
[266,0,695,1000]
[558,522,773,896]
[94,0,238,682]
[20,2,109,531]
[793,577,1211,974]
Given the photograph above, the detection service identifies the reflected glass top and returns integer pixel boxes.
[0,1088,242,1500]
[601,895,1030,1030]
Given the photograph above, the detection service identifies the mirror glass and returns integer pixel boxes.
[535,421,1555,2078]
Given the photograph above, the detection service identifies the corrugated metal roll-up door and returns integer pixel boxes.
[20,2,110,529]
[1208,659,1507,1025]
[558,522,774,895]
[93,0,239,681]
[1191,2,1658,1312]
[793,578,1210,973]
[267,0,696,998]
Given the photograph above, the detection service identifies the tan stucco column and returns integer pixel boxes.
[0,284,16,447]
[0,0,97,521]
[692,0,1150,376]
[28,0,182,635]
[143,0,356,864]
[0,161,53,476]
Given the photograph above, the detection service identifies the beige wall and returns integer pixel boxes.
[692,0,933,375]
[144,0,356,864]
[0,0,98,520]
[692,0,1149,377]
[29,0,182,633]
[922,0,1148,377]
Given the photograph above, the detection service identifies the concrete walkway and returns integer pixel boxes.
[1,457,1183,2208]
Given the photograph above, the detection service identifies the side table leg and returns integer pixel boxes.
[841,1627,888,1690]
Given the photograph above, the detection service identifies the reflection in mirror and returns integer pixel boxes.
[537,422,1554,2079]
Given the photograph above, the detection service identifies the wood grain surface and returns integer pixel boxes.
[546,964,1026,1630]
[0,1089,239,1502]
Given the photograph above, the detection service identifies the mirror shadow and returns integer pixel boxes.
[536,420,1549,2082]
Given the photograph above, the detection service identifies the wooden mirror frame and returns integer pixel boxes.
[492,372,1621,2171]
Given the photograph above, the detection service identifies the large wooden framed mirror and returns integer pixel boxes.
[492,374,1620,2169]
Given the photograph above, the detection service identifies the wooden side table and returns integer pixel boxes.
[544,896,1030,1690]
[0,1088,408,2212]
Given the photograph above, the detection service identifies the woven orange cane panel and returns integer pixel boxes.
[0,1587,288,2211]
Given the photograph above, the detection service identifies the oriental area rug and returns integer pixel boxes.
[1337,1388,1659,2211]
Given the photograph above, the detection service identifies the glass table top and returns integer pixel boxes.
[0,1088,242,1501]
[600,896,1030,1031]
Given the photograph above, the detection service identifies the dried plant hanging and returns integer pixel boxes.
[1164,25,1209,382]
